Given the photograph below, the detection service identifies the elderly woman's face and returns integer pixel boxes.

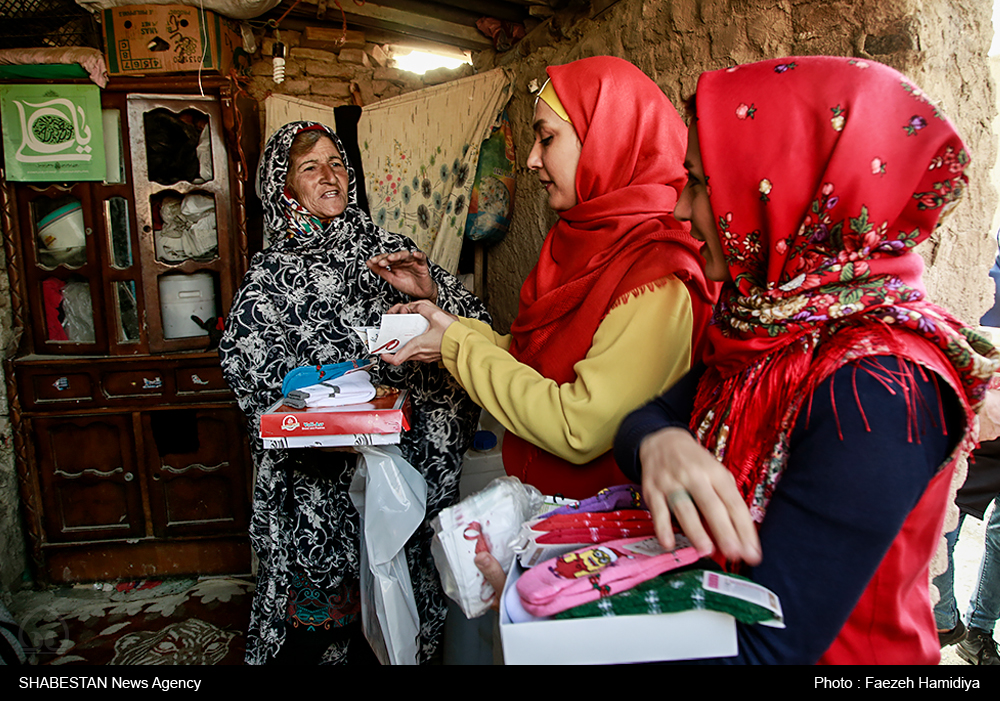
[287,136,349,221]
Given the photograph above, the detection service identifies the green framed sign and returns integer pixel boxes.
[1,84,106,182]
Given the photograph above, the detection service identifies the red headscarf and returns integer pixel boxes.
[690,56,998,517]
[503,56,718,497]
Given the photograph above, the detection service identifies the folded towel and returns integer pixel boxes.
[554,569,777,625]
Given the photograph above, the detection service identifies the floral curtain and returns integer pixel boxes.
[264,93,338,144]
[358,68,513,274]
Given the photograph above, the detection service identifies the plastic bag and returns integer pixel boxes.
[430,476,544,618]
[61,280,96,343]
[463,111,515,244]
[348,446,426,665]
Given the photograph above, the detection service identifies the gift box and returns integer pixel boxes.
[259,390,410,449]
[102,4,241,76]
[499,562,738,665]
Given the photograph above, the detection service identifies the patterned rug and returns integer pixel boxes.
[11,577,253,665]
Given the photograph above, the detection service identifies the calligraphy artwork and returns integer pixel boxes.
[1,84,106,182]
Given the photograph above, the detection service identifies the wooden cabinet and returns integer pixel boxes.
[1,76,258,584]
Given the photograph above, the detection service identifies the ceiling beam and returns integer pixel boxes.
[332,3,494,50]
[394,0,529,24]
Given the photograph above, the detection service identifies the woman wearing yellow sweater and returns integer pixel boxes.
[371,56,718,501]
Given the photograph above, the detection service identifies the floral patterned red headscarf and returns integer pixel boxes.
[690,56,998,518]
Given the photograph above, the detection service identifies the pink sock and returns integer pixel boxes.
[516,535,699,617]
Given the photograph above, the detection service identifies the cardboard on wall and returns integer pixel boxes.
[0,84,106,182]
[102,4,241,76]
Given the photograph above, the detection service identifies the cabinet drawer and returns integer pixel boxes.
[176,366,228,393]
[29,373,94,404]
[102,370,166,397]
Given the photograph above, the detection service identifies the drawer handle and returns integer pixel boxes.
[52,377,70,391]
[161,461,227,475]
[190,374,210,386]
[141,377,163,390]
[55,466,124,479]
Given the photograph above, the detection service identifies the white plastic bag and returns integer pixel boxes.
[348,446,426,665]
[430,476,544,618]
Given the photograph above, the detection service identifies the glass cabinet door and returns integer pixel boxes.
[6,89,242,357]
[32,195,88,269]
[127,94,232,352]
[105,196,141,345]
[17,185,104,353]
[96,92,148,355]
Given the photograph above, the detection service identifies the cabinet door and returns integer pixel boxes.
[142,408,250,538]
[32,414,145,542]
[96,90,149,355]
[127,94,235,353]
[15,184,107,354]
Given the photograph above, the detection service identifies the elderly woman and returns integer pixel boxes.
[219,122,488,665]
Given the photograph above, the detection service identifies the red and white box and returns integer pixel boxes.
[259,390,411,449]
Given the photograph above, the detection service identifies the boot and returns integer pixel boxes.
[957,627,1000,665]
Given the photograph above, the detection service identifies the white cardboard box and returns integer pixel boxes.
[499,562,737,665]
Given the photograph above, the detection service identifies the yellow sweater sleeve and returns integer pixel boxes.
[440,277,694,464]
[451,316,512,350]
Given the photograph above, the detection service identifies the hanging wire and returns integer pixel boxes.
[273,0,304,28]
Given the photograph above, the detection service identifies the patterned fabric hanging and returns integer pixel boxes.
[358,68,513,274]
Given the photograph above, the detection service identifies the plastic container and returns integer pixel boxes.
[159,272,215,339]
[459,410,507,499]
[37,202,86,250]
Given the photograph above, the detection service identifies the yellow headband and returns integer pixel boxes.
[538,79,572,124]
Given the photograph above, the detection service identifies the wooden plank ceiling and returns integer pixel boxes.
[258,0,573,53]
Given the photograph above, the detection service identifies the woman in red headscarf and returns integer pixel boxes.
[615,56,999,664]
[373,56,718,499]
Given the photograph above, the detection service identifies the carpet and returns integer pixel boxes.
[12,576,254,665]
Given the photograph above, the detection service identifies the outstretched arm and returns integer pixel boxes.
[427,279,695,464]
[366,249,438,303]
[616,357,963,663]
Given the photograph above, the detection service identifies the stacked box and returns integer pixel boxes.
[102,4,240,76]
[259,390,411,449]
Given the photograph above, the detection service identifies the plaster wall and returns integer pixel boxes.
[473,0,998,331]
[0,239,27,597]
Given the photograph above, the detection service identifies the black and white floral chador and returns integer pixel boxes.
[219,121,488,664]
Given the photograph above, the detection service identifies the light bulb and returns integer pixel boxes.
[272,42,286,84]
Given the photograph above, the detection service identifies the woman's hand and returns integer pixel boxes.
[366,250,438,302]
[639,427,761,565]
[978,387,1000,442]
[380,299,457,365]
